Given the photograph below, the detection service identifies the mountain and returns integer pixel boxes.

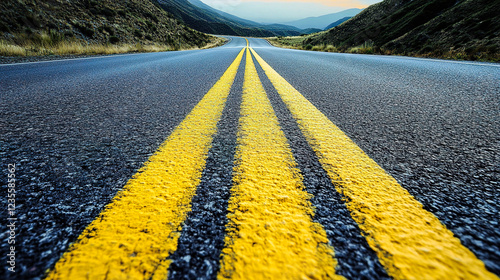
[187,0,258,27]
[300,28,324,35]
[186,0,304,34]
[283,9,362,30]
[304,0,500,60]
[324,17,352,30]
[155,0,301,36]
[0,0,212,48]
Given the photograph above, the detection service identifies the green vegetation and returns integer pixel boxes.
[269,0,500,62]
[0,0,223,57]
[270,36,310,49]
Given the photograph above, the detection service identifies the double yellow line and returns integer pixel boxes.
[46,41,497,280]
[46,47,245,280]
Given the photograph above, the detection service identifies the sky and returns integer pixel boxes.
[200,0,383,23]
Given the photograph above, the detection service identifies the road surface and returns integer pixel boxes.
[1,37,499,279]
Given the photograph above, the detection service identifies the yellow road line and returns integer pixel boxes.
[45,47,245,280]
[250,47,498,280]
[218,48,343,280]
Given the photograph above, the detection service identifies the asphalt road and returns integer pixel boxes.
[1,37,498,279]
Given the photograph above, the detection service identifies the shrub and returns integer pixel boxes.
[100,7,117,18]
[49,30,64,45]
[103,25,115,35]
[134,29,143,38]
[349,41,375,54]
[325,45,337,52]
[312,45,324,51]
[75,23,95,37]
[109,36,120,44]
[64,30,74,38]
[0,22,11,32]
[82,26,95,37]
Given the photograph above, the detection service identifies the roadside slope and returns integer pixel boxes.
[302,0,499,61]
[0,0,215,56]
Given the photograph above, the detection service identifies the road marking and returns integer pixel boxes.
[386,55,500,68]
[45,47,245,280]
[0,52,151,67]
[264,41,500,68]
[250,47,499,280]
[217,47,343,280]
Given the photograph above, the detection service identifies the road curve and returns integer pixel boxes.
[0,36,498,279]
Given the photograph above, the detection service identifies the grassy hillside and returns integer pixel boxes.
[155,0,301,37]
[0,0,219,57]
[271,0,500,61]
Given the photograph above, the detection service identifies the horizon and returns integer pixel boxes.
[199,0,383,23]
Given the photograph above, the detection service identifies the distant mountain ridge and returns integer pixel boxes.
[324,17,352,30]
[155,0,302,36]
[187,0,258,27]
[304,0,500,60]
[283,9,362,30]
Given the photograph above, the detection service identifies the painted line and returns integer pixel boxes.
[217,47,343,280]
[333,52,500,68]
[386,55,500,68]
[266,45,500,68]
[45,47,245,280]
[0,39,238,68]
[250,47,499,280]
[0,52,149,67]
[0,45,221,67]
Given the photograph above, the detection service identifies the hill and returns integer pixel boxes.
[282,9,362,30]
[187,0,260,27]
[324,17,352,30]
[186,0,303,35]
[302,0,500,61]
[301,28,324,35]
[0,0,217,57]
[155,0,301,36]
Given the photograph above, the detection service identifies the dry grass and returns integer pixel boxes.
[348,41,375,54]
[0,32,225,57]
[268,37,340,53]
[0,41,25,56]
[0,40,177,57]
[267,36,307,50]
[308,44,338,52]
[270,36,500,62]
[325,45,337,52]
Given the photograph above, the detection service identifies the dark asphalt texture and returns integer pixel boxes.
[1,36,499,279]
[249,37,500,275]
[167,49,245,280]
[0,37,245,279]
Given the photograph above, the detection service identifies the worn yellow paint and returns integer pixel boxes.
[218,48,343,280]
[250,47,499,280]
[45,47,245,280]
